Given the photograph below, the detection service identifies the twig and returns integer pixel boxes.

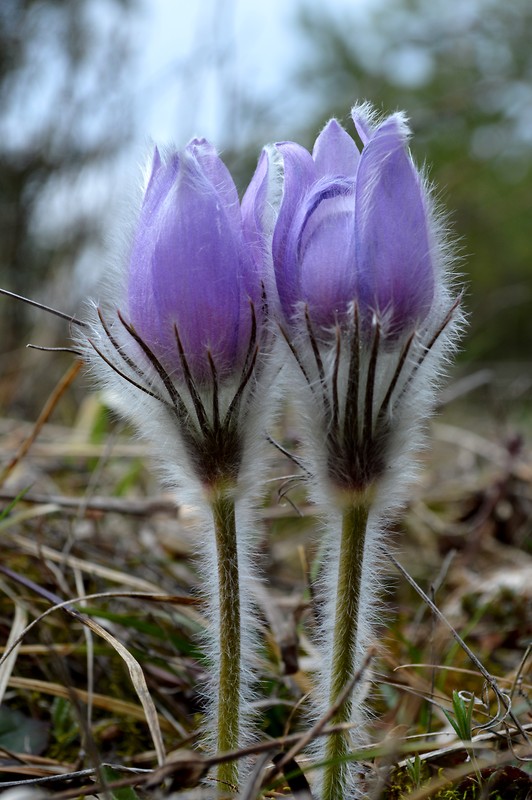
[389,554,531,746]
[0,488,178,517]
[0,360,82,487]
[0,288,86,327]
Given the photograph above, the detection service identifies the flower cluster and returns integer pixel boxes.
[81,104,462,798]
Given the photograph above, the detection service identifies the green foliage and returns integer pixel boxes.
[404,753,426,790]
[443,690,475,741]
[100,766,142,799]
[50,697,80,751]
[0,705,48,754]
[0,485,30,521]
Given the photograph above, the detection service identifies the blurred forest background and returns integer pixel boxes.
[1,0,531,409]
[0,3,531,794]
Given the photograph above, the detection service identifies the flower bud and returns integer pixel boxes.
[127,140,261,385]
[270,110,437,338]
[84,138,281,490]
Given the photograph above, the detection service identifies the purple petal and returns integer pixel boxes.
[282,180,356,325]
[355,114,434,334]
[141,147,179,221]
[351,102,376,146]
[128,148,251,382]
[241,145,283,299]
[144,146,162,194]
[241,149,268,275]
[186,138,241,236]
[312,119,360,179]
[272,142,317,309]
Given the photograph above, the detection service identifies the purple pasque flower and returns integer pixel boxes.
[85,139,277,489]
[256,104,460,495]
[82,138,283,782]
[271,109,436,337]
[127,139,261,386]
[256,107,462,800]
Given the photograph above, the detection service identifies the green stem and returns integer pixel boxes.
[211,489,240,793]
[322,499,370,800]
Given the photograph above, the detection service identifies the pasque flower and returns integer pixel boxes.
[82,139,281,791]
[249,104,463,799]
[127,141,261,388]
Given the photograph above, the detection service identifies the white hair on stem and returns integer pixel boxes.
[280,292,464,798]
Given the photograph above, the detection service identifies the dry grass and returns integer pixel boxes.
[0,355,531,798]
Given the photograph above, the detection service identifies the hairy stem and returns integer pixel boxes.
[323,499,370,800]
[211,489,241,793]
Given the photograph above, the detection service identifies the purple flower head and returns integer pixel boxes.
[269,109,436,337]
[127,140,261,385]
